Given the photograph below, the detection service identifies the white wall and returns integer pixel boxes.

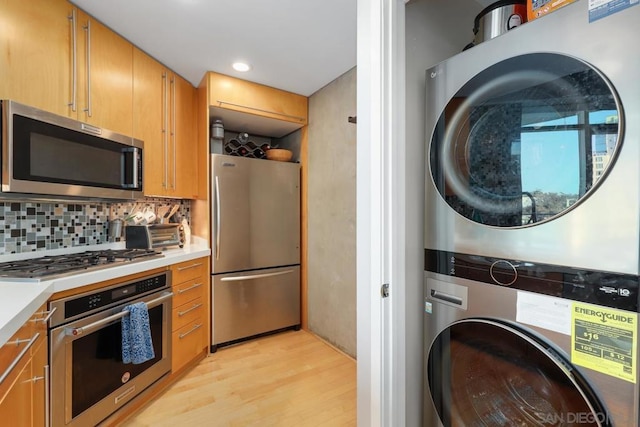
[404,1,481,424]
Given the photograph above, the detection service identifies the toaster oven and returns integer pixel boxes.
[125,224,185,250]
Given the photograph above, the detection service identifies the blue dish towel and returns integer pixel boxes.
[121,302,155,364]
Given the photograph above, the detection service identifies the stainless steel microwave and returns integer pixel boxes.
[1,100,143,200]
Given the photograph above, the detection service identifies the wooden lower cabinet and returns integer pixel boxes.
[0,303,49,427]
[31,338,48,427]
[171,318,206,373]
[0,354,32,426]
[170,258,209,373]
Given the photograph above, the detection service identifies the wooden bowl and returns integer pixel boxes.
[265,148,293,162]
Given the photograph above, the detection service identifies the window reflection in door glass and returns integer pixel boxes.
[429,53,622,228]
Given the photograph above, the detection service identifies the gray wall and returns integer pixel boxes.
[307,67,357,357]
[405,1,482,425]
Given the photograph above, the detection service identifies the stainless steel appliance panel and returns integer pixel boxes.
[212,266,300,346]
[424,271,639,426]
[1,100,143,200]
[211,154,300,274]
[50,278,172,426]
[424,1,640,274]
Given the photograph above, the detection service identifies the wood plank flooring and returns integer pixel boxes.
[120,330,356,427]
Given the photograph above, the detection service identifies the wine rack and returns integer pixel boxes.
[224,133,271,159]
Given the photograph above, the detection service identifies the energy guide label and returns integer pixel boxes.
[571,303,637,383]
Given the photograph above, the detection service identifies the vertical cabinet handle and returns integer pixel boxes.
[171,76,177,190]
[215,176,221,260]
[32,365,50,427]
[162,72,168,189]
[44,364,50,427]
[83,19,92,117]
[68,9,77,112]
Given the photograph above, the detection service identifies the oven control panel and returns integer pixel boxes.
[49,271,170,326]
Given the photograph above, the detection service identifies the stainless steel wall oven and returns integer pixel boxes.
[48,271,172,426]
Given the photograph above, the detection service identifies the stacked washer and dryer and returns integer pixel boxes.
[423,1,640,426]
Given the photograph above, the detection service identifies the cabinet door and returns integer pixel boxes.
[134,48,168,197]
[208,71,308,125]
[0,353,32,427]
[31,338,48,427]
[171,74,198,199]
[171,319,205,373]
[0,0,74,117]
[76,10,133,136]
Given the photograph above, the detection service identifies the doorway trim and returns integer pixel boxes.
[356,0,406,425]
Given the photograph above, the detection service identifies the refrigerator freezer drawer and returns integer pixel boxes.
[211,265,301,347]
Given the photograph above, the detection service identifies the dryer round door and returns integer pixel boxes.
[427,319,609,426]
[429,52,623,228]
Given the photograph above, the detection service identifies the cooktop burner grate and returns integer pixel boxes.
[0,249,162,280]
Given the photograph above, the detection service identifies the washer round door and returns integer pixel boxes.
[427,319,610,426]
[429,53,623,228]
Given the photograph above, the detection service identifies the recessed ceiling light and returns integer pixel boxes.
[232,62,251,72]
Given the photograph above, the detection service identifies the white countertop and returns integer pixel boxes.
[0,240,210,347]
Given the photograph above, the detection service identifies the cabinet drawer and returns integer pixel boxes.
[172,258,206,284]
[0,302,47,372]
[0,323,32,372]
[172,277,206,307]
[172,296,205,332]
[0,324,41,402]
[172,319,205,373]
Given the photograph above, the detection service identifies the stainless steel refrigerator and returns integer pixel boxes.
[210,154,300,351]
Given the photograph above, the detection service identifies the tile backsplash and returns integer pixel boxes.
[0,199,190,255]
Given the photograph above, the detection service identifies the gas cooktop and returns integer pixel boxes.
[0,249,163,281]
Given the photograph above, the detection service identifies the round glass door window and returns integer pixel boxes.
[427,320,608,426]
[429,53,623,227]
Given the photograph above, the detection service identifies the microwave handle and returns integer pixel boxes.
[121,147,141,189]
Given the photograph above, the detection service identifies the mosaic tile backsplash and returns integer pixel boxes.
[0,199,190,255]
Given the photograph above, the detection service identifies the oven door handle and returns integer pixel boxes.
[65,291,173,337]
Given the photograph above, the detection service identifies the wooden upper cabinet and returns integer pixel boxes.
[172,74,198,199]
[0,0,74,117]
[75,9,133,136]
[208,72,308,127]
[0,2,133,135]
[134,48,197,199]
[133,48,166,197]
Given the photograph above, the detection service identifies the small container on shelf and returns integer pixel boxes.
[211,119,225,140]
[265,148,293,162]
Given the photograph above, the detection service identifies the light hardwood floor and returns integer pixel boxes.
[120,330,356,426]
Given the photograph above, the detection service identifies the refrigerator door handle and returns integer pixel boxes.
[215,175,221,260]
[220,269,296,282]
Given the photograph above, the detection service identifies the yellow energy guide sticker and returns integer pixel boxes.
[572,303,637,383]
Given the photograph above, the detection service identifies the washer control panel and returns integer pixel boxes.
[424,248,639,312]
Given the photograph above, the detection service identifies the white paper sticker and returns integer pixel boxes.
[424,301,433,314]
[589,0,639,22]
[516,292,572,335]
